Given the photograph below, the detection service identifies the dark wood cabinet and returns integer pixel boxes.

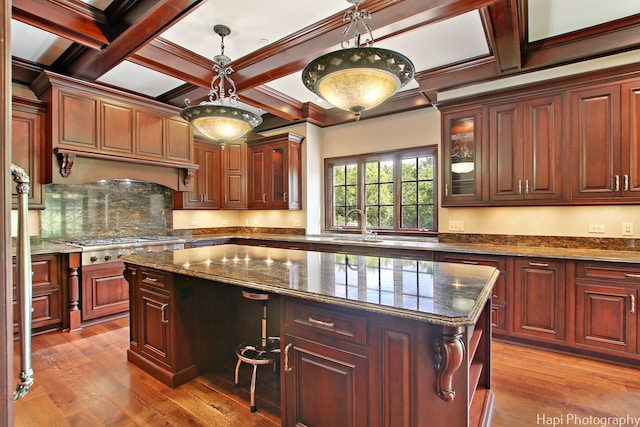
[31,70,196,173]
[81,262,129,322]
[174,140,221,209]
[575,262,639,355]
[12,97,45,209]
[282,334,369,427]
[12,254,63,333]
[221,141,247,209]
[437,252,510,335]
[442,107,484,205]
[488,95,563,202]
[620,79,640,198]
[569,84,622,200]
[513,258,567,343]
[248,132,304,210]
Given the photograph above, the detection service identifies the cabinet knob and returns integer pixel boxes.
[104,254,112,261]
[90,256,98,262]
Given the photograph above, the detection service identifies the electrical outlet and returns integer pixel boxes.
[622,222,634,236]
[449,220,464,232]
[588,224,605,233]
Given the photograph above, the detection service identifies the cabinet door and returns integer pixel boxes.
[136,109,165,159]
[81,262,129,321]
[287,139,303,210]
[442,108,484,205]
[222,142,247,208]
[57,89,98,149]
[100,100,134,155]
[269,141,289,209]
[174,141,222,209]
[12,254,62,332]
[282,334,368,427]
[513,258,566,342]
[489,102,522,200]
[165,117,193,163]
[248,145,269,208]
[575,283,636,353]
[139,286,172,368]
[523,95,564,200]
[569,84,621,200]
[621,79,640,198]
[12,99,45,208]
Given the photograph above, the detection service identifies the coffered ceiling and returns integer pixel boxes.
[10,0,640,130]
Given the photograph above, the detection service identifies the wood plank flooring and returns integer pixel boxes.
[12,318,640,426]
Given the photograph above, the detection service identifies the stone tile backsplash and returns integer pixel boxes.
[40,180,173,239]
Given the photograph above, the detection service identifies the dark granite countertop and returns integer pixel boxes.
[122,244,499,327]
[11,238,83,256]
[182,233,640,264]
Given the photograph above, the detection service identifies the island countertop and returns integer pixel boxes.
[122,244,499,327]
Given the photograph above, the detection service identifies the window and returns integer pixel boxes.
[325,146,437,234]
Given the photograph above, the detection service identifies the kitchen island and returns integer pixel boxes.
[122,244,499,427]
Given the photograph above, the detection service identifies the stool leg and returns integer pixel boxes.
[234,357,242,387]
[250,364,258,412]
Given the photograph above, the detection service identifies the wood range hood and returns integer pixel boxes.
[30,71,199,191]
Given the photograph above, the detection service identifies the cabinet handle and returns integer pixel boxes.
[462,260,479,265]
[144,277,158,282]
[225,194,228,203]
[284,343,293,373]
[525,179,529,194]
[263,193,266,203]
[624,174,629,191]
[625,273,640,279]
[308,317,335,328]
[528,262,549,267]
[631,295,635,314]
[445,184,448,197]
[160,303,169,324]
[283,192,287,202]
[615,175,620,192]
[518,180,522,195]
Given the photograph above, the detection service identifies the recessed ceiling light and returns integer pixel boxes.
[259,38,269,45]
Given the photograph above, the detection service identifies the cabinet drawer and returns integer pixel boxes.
[576,262,640,284]
[285,300,367,346]
[139,268,172,291]
[491,303,507,335]
[437,253,507,301]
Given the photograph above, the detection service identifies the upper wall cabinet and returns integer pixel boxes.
[30,71,196,181]
[488,95,563,202]
[247,132,304,210]
[221,141,248,209]
[569,79,640,202]
[12,97,45,209]
[174,139,222,210]
[442,107,484,205]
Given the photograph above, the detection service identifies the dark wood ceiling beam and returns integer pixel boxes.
[66,0,205,80]
[12,0,109,50]
[11,56,43,85]
[482,0,521,72]
[522,14,640,69]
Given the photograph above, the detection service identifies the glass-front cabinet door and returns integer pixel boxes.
[442,107,483,205]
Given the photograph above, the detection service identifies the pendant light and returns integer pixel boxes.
[302,0,415,120]
[181,25,262,147]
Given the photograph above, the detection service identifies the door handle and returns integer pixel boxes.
[161,303,169,324]
[624,174,629,191]
[528,262,549,267]
[284,343,293,373]
[283,192,287,202]
[631,295,635,314]
[615,175,620,192]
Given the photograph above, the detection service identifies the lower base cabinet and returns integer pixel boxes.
[81,262,129,322]
[12,254,63,333]
[513,258,567,343]
[575,261,640,356]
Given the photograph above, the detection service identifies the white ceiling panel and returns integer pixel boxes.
[528,0,640,42]
[97,61,186,97]
[160,0,348,61]
[11,19,73,66]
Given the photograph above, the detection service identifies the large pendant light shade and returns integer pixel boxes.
[302,0,415,120]
[181,25,262,147]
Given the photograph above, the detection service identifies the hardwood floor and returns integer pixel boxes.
[12,318,640,426]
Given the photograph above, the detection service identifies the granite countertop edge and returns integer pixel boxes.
[122,255,500,327]
[184,233,640,263]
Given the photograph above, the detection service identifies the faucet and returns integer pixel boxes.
[346,208,375,240]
